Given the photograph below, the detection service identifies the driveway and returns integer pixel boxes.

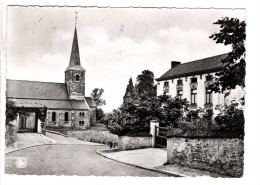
[5,134,168,176]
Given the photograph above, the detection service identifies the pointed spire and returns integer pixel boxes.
[66,27,85,71]
[69,28,80,66]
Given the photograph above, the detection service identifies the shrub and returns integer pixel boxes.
[106,95,189,136]
[214,103,244,138]
[179,108,216,131]
[185,109,200,122]
[159,96,189,128]
[106,108,150,136]
[96,108,105,121]
[203,109,214,125]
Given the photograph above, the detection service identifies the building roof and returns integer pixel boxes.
[6,80,69,100]
[156,53,228,81]
[6,79,89,110]
[65,27,85,72]
[7,98,89,110]
[85,97,97,107]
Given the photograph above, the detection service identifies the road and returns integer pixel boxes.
[5,134,168,176]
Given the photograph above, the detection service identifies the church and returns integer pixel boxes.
[6,25,97,133]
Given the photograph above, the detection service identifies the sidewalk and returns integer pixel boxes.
[97,148,229,177]
[5,133,56,153]
[5,131,104,154]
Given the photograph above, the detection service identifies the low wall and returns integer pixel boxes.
[167,137,244,177]
[67,130,118,144]
[118,136,152,150]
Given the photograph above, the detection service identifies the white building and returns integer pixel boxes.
[156,53,244,114]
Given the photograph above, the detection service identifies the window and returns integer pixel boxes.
[64,112,69,121]
[79,121,84,126]
[191,77,197,83]
[177,79,183,85]
[206,75,213,81]
[164,81,169,87]
[205,88,212,104]
[177,90,183,99]
[52,112,56,122]
[191,89,197,104]
[79,112,85,117]
[75,74,80,81]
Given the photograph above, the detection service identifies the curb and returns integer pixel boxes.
[46,130,69,137]
[46,130,104,146]
[96,149,187,177]
[5,143,105,155]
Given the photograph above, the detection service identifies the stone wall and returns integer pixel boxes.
[67,130,118,144]
[118,136,152,150]
[46,109,90,128]
[167,137,244,177]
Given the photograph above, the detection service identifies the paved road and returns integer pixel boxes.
[5,140,168,176]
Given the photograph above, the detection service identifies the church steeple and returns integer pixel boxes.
[65,14,86,100]
[70,28,80,65]
[65,27,85,72]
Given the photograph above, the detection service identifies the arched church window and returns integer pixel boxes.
[64,112,69,121]
[52,112,56,122]
[75,74,80,81]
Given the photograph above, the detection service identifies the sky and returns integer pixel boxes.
[6,6,246,113]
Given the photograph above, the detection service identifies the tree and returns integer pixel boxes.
[96,108,105,121]
[122,77,136,112]
[135,70,156,98]
[209,17,246,95]
[90,88,106,107]
[160,96,189,128]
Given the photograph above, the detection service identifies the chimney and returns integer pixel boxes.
[171,61,181,68]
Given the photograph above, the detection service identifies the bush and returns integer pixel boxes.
[179,108,216,131]
[106,95,189,136]
[185,109,200,122]
[214,103,244,138]
[96,108,105,121]
[106,109,150,136]
[160,96,189,128]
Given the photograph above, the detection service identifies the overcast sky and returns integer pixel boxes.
[6,6,246,112]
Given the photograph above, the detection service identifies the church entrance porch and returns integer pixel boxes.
[18,113,36,133]
[15,109,46,134]
[6,101,48,134]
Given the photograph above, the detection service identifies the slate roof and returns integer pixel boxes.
[6,79,89,110]
[7,80,69,99]
[156,53,228,81]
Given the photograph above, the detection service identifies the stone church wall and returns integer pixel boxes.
[46,109,90,128]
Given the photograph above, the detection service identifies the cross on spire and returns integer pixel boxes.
[75,11,78,27]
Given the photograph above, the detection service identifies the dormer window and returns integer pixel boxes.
[75,74,80,81]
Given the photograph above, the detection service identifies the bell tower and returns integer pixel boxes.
[65,14,85,100]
